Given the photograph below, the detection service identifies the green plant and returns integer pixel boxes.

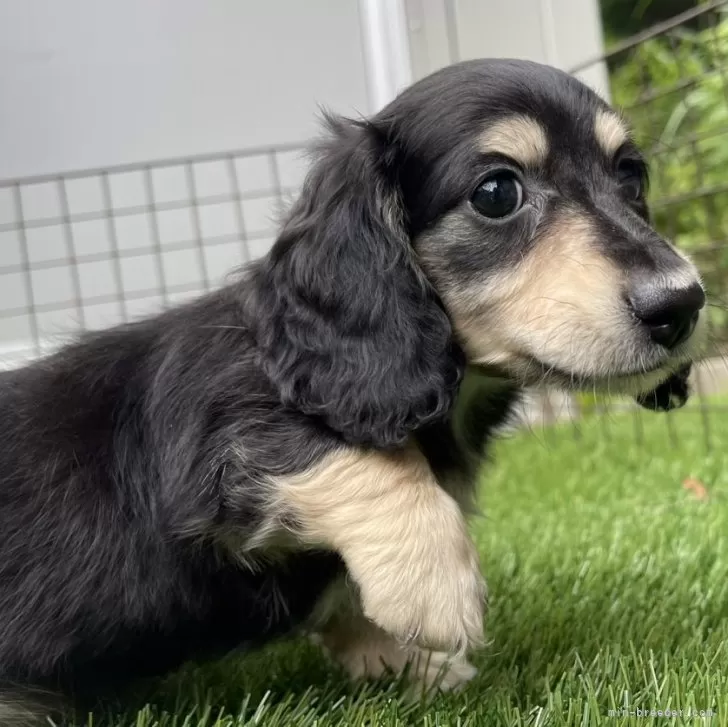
[575,8,728,412]
[608,8,728,340]
[600,0,698,45]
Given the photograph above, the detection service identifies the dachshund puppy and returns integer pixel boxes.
[0,58,705,723]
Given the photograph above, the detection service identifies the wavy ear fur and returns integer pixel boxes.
[253,114,464,448]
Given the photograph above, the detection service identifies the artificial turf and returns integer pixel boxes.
[76,399,728,726]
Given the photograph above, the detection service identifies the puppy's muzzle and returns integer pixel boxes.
[628,273,704,413]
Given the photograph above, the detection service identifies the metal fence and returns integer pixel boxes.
[1,3,727,443]
[572,0,728,352]
[529,0,728,441]
[0,144,309,368]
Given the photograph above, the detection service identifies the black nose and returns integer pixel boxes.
[629,281,705,349]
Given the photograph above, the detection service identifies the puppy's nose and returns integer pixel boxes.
[629,281,705,349]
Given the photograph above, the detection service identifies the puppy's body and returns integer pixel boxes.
[0,288,344,700]
[0,281,507,715]
[0,59,705,722]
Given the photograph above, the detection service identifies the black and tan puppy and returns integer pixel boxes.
[0,59,705,723]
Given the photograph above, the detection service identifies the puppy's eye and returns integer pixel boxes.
[617,159,644,200]
[471,171,524,219]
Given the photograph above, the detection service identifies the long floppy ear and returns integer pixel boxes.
[253,114,464,448]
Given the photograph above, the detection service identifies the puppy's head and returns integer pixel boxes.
[410,60,704,405]
[257,59,705,447]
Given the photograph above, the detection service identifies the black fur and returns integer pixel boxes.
[253,115,464,448]
[0,290,345,710]
[0,58,700,721]
[635,363,692,411]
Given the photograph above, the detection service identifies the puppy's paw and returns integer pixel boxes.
[351,492,486,653]
[404,650,478,700]
[360,552,485,654]
[314,617,477,699]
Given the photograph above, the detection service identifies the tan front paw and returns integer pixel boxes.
[404,650,478,699]
[348,497,486,653]
[314,614,478,698]
[358,550,485,654]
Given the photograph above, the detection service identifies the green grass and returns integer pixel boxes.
[83,402,728,726]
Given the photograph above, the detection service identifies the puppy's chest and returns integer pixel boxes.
[414,423,486,519]
[416,375,517,509]
[224,377,516,566]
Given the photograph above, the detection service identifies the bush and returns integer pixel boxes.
[608,7,728,340]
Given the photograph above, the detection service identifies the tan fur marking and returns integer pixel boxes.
[0,691,59,726]
[478,115,549,168]
[314,593,476,698]
[446,210,625,378]
[594,109,629,156]
[274,446,485,653]
[423,207,703,390]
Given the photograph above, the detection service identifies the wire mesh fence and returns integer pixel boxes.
[0,145,309,368]
[1,3,727,444]
[574,0,728,351]
[549,0,728,446]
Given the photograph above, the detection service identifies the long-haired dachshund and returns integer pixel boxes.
[0,59,705,724]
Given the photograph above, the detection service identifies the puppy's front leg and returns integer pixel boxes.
[277,446,485,653]
[308,579,477,697]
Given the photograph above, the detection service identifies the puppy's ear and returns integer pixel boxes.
[635,364,692,412]
[254,114,464,448]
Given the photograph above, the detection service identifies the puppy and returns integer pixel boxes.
[0,58,705,723]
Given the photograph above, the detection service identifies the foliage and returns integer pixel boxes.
[600,0,697,45]
[608,6,728,339]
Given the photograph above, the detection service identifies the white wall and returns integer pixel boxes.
[0,0,373,180]
[0,0,610,365]
[405,0,610,98]
[0,0,380,363]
